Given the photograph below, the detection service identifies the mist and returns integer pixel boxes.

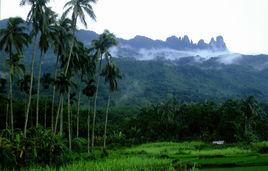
[111,46,244,65]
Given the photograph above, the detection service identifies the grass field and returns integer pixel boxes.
[27,141,268,171]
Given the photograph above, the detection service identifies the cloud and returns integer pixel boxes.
[112,46,241,64]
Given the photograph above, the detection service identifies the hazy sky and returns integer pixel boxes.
[1,0,268,54]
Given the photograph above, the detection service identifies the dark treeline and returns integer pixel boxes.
[1,96,268,147]
[120,97,268,144]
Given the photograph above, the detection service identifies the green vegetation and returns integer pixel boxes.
[0,1,268,171]
[14,142,268,170]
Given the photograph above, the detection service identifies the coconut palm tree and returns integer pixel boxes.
[59,39,83,149]
[0,17,30,136]
[35,8,57,127]
[90,30,117,148]
[50,17,73,131]
[101,61,122,149]
[62,0,96,75]
[21,0,51,137]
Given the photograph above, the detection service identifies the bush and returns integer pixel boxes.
[252,141,268,154]
[0,135,16,168]
[72,138,87,153]
[0,127,69,169]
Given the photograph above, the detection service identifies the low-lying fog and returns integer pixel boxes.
[111,46,243,65]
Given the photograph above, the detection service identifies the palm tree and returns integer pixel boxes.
[101,61,122,149]
[62,0,96,75]
[20,0,51,137]
[69,40,94,139]
[0,17,30,136]
[35,8,57,127]
[50,17,73,131]
[91,30,117,148]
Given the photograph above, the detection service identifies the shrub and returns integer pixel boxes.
[72,138,87,153]
[0,127,69,169]
[0,135,16,168]
[252,141,268,154]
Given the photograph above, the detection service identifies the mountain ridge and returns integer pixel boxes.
[76,29,227,51]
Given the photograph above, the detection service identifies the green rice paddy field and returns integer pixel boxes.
[28,141,268,171]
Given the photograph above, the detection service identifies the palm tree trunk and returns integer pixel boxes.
[24,36,37,138]
[87,99,91,154]
[36,52,44,127]
[60,95,64,136]
[44,98,47,128]
[9,70,13,137]
[67,89,72,150]
[8,45,14,137]
[92,55,103,148]
[54,94,62,134]
[5,103,9,130]
[64,28,76,76]
[76,89,81,138]
[51,55,59,130]
[103,94,111,149]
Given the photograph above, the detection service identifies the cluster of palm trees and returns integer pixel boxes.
[0,0,122,151]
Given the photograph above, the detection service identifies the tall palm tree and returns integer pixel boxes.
[50,17,73,131]
[69,40,94,139]
[101,61,122,149]
[91,30,117,148]
[58,39,83,149]
[62,0,96,75]
[20,0,51,137]
[35,8,57,127]
[0,17,30,136]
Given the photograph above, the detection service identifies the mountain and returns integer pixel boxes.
[75,30,227,52]
[69,30,268,105]
[2,19,268,106]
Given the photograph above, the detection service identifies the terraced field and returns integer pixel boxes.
[28,141,268,171]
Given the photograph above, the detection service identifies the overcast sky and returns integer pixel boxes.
[1,0,268,54]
